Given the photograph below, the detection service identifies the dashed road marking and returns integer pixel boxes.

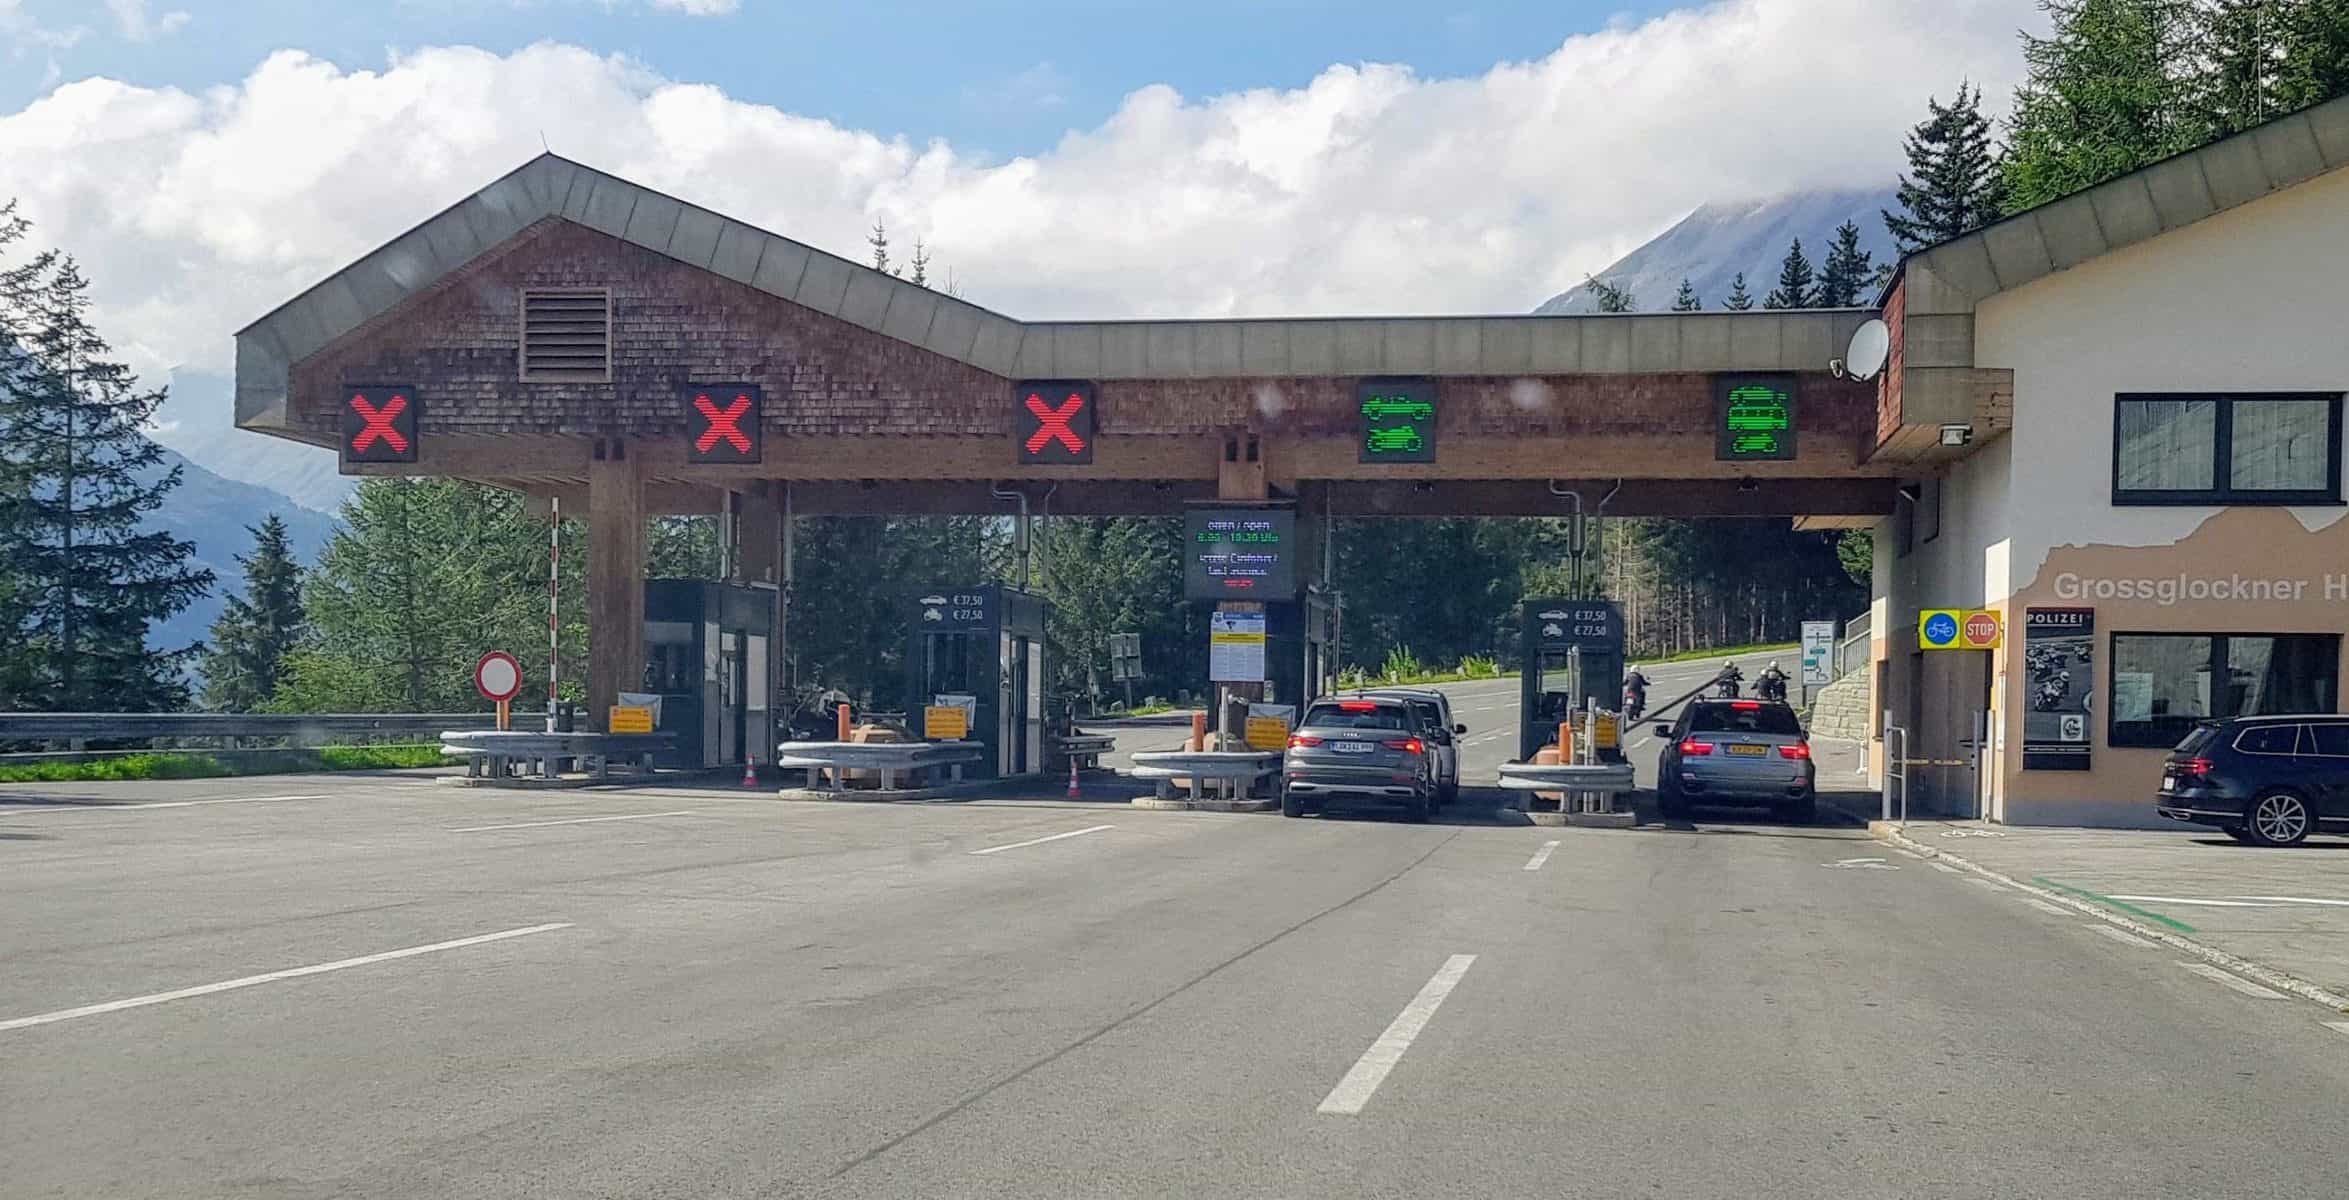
[2180,962,2285,999]
[450,810,697,833]
[1318,954,1477,1116]
[1523,840,1560,871]
[2088,926,2156,948]
[0,923,573,1034]
[971,824,1116,856]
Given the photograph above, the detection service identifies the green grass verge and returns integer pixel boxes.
[0,744,457,784]
[1643,641,1799,665]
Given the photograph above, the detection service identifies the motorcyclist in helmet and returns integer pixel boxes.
[1757,660,1790,702]
[1622,666,1649,720]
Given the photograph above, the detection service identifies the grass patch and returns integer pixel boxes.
[1644,641,1799,665]
[0,744,458,784]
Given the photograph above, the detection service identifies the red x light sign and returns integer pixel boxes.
[341,386,420,464]
[1014,380,1095,465]
[683,384,762,464]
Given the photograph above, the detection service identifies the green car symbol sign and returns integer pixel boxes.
[1366,426,1424,454]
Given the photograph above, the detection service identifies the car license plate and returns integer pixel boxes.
[1332,741,1374,754]
[1727,743,1768,757]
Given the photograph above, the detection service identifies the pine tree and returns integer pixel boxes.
[0,235,212,711]
[1816,221,1876,307]
[1882,82,2008,253]
[867,219,892,275]
[1762,238,1816,309]
[1582,275,1636,312]
[1722,272,1755,311]
[2003,0,2200,213]
[2197,0,2290,135]
[908,238,931,288]
[199,515,306,711]
[1671,278,1702,311]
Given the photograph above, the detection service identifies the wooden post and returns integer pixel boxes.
[496,699,510,732]
[587,440,646,731]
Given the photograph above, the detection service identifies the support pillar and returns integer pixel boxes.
[587,440,646,731]
[1216,432,1268,742]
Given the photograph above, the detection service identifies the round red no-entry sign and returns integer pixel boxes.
[474,651,523,703]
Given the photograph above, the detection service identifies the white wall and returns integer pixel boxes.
[1977,166,2349,594]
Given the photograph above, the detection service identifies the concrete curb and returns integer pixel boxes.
[1869,821,2349,1014]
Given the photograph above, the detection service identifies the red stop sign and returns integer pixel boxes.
[1963,613,2000,647]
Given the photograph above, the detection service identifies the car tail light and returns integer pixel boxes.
[1288,734,1323,748]
[1678,739,1714,756]
[1731,700,1761,711]
[1338,701,1378,712]
[2179,756,2214,778]
[1778,742,1811,760]
[1382,738,1425,755]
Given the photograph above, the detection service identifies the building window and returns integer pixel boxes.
[2108,632,2340,748]
[2112,393,2342,505]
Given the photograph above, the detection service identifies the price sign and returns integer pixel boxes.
[1357,378,1437,463]
[1714,374,1797,461]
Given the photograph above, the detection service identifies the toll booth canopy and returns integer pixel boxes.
[643,578,778,769]
[1519,599,1625,762]
[904,586,1049,779]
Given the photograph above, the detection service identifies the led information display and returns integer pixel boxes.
[1014,379,1095,464]
[1184,507,1298,600]
[683,383,762,464]
[1357,377,1438,463]
[1714,374,1798,461]
[341,385,420,465]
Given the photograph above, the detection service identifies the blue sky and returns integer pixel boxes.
[6,0,1686,158]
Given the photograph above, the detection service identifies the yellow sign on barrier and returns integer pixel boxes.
[1593,712,1619,750]
[1244,716,1291,751]
[923,705,970,740]
[608,705,654,734]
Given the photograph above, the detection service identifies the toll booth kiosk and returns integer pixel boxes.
[1265,587,1338,706]
[1519,598,1626,763]
[904,586,1048,780]
[643,578,778,770]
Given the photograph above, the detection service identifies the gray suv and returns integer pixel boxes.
[1281,697,1437,822]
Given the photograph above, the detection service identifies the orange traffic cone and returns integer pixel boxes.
[1066,760,1081,798]
[741,752,759,789]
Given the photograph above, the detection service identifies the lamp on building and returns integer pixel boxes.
[1939,424,1974,448]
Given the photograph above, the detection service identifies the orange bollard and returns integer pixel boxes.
[1192,710,1209,748]
[837,702,852,741]
[1558,721,1576,764]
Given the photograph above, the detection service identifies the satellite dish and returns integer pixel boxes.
[1844,318,1890,381]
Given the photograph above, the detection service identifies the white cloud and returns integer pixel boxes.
[964,62,1071,115]
[105,0,191,40]
[647,0,738,14]
[0,0,2034,385]
[0,0,87,50]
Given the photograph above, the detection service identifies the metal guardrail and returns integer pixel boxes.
[1494,762,1638,794]
[1,711,533,747]
[1054,734,1115,767]
[439,730,672,781]
[773,740,986,792]
[1837,612,1872,679]
[1128,750,1282,801]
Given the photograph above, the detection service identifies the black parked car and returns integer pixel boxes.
[2156,715,2349,846]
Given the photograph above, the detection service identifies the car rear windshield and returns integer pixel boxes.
[1303,702,1412,731]
[2172,724,2218,754]
[1686,704,1803,736]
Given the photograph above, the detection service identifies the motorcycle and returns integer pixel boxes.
[1622,685,1647,722]
[1714,667,1743,699]
[1756,671,1789,703]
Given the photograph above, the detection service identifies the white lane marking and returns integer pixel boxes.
[1824,857,1897,870]
[2,793,332,817]
[2179,962,2286,999]
[1966,876,2009,891]
[2020,898,2071,916]
[970,824,1116,856]
[1317,954,1478,1116]
[0,923,572,1034]
[448,809,698,832]
[1928,861,1962,874]
[2088,925,2156,948]
[2107,895,2289,908]
[1523,840,1560,871]
[2225,895,2349,908]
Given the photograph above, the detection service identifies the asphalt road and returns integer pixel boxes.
[9,689,2349,1197]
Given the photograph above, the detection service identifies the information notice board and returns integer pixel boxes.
[2022,607,2094,771]
[1185,507,1298,600]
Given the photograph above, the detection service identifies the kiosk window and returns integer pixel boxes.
[2109,633,2339,747]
